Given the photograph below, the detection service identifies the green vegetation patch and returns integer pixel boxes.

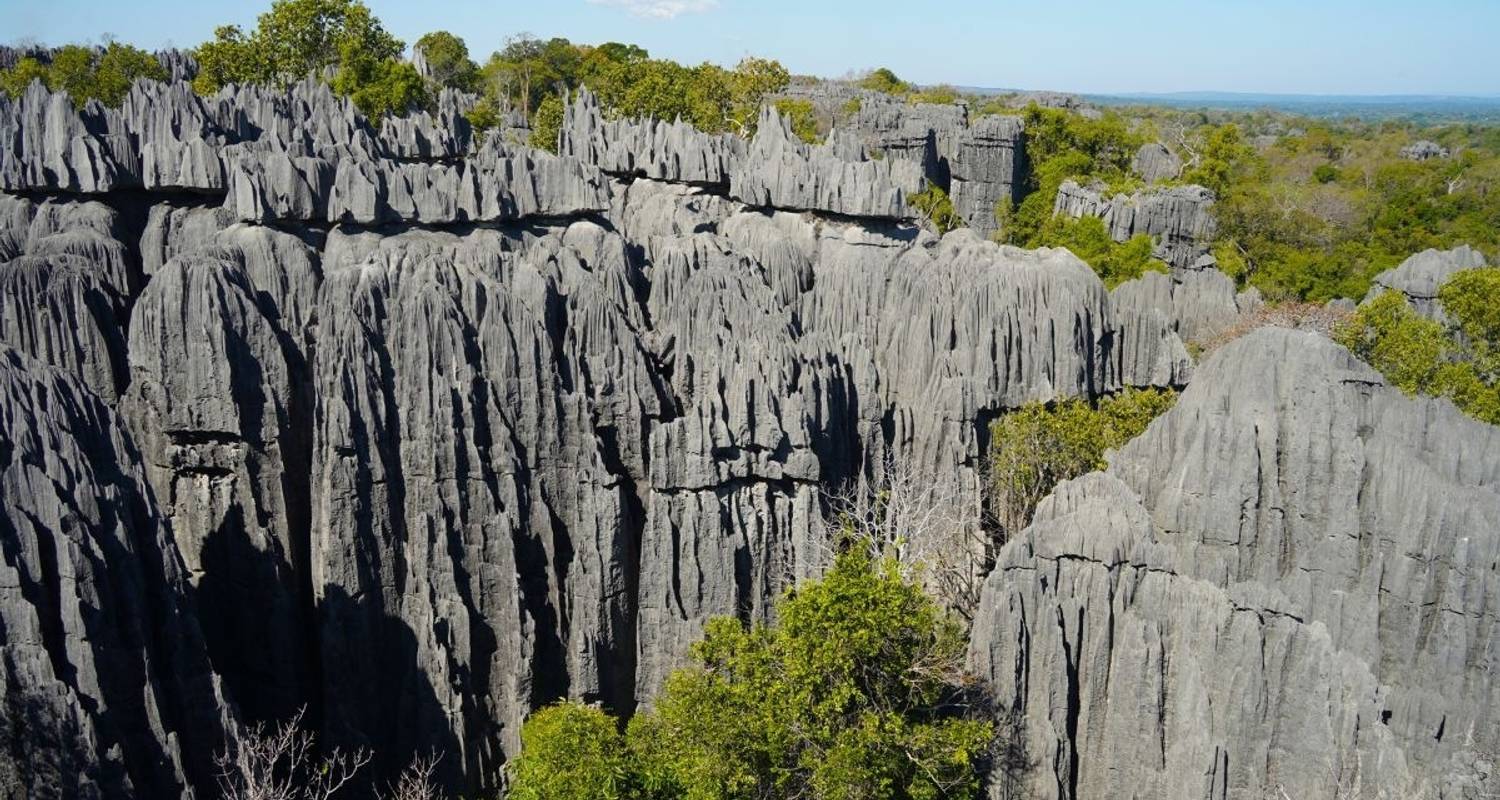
[508,549,996,800]
[989,388,1177,536]
[1335,268,1500,424]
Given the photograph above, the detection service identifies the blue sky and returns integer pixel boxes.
[3,0,1498,96]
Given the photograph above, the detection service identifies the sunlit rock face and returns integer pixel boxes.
[7,71,1484,800]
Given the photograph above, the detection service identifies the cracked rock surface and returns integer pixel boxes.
[2,73,1495,800]
[970,328,1500,800]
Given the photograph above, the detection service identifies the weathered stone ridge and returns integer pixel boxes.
[2,69,1495,800]
[970,328,1500,800]
[1054,178,1218,271]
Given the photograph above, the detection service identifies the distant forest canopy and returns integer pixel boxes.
[3,0,1498,306]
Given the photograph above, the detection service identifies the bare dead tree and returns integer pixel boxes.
[215,708,371,800]
[381,753,443,800]
[1166,118,1199,177]
[820,453,993,620]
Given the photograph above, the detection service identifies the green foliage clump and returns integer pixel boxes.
[528,94,565,153]
[1335,270,1500,424]
[1032,215,1168,288]
[857,67,911,96]
[465,97,501,141]
[509,702,636,800]
[909,185,963,234]
[774,98,821,143]
[193,0,421,119]
[509,550,996,800]
[1163,114,1500,304]
[0,57,49,99]
[909,84,960,106]
[0,43,167,107]
[481,39,789,138]
[990,388,1177,535]
[994,105,1144,247]
[413,30,479,91]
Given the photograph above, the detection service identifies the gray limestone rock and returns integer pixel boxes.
[970,328,1500,800]
[122,248,314,727]
[1364,245,1488,320]
[951,114,1026,235]
[0,346,233,798]
[1401,140,1451,161]
[560,88,745,186]
[6,62,1493,800]
[1131,141,1181,184]
[0,81,139,193]
[730,105,926,219]
[1054,179,1218,271]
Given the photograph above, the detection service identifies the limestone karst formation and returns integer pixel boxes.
[0,63,1495,800]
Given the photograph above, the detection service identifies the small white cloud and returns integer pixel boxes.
[587,0,719,19]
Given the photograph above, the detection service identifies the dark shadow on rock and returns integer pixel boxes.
[317,584,467,795]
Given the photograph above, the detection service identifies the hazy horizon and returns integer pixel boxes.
[3,0,1498,97]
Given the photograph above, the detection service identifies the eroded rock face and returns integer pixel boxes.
[560,88,745,186]
[1131,141,1181,184]
[1364,245,1488,320]
[970,328,1500,800]
[731,105,926,219]
[0,346,233,799]
[4,71,1494,800]
[1054,178,1218,271]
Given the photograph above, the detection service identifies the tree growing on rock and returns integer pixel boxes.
[508,549,998,800]
[1335,268,1500,424]
[192,0,425,120]
[413,31,479,92]
[989,388,1177,537]
[0,42,166,107]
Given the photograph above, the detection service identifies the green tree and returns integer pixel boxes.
[858,67,910,96]
[909,84,959,105]
[910,185,963,234]
[1031,216,1168,288]
[994,105,1144,247]
[333,52,427,121]
[509,702,637,800]
[413,31,478,91]
[774,98,820,143]
[191,0,406,103]
[628,548,993,800]
[0,56,48,98]
[192,25,262,93]
[509,551,997,800]
[990,388,1177,535]
[528,93,565,153]
[726,56,789,132]
[1335,275,1500,425]
[0,43,166,107]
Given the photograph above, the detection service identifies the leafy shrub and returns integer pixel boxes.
[774,97,820,143]
[909,84,959,105]
[413,30,478,91]
[1033,215,1168,288]
[465,97,501,141]
[483,40,788,137]
[857,67,910,96]
[528,94,565,153]
[509,549,997,800]
[0,43,166,107]
[1335,270,1500,424]
[910,185,963,234]
[994,105,1144,247]
[989,388,1177,535]
[508,703,636,800]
